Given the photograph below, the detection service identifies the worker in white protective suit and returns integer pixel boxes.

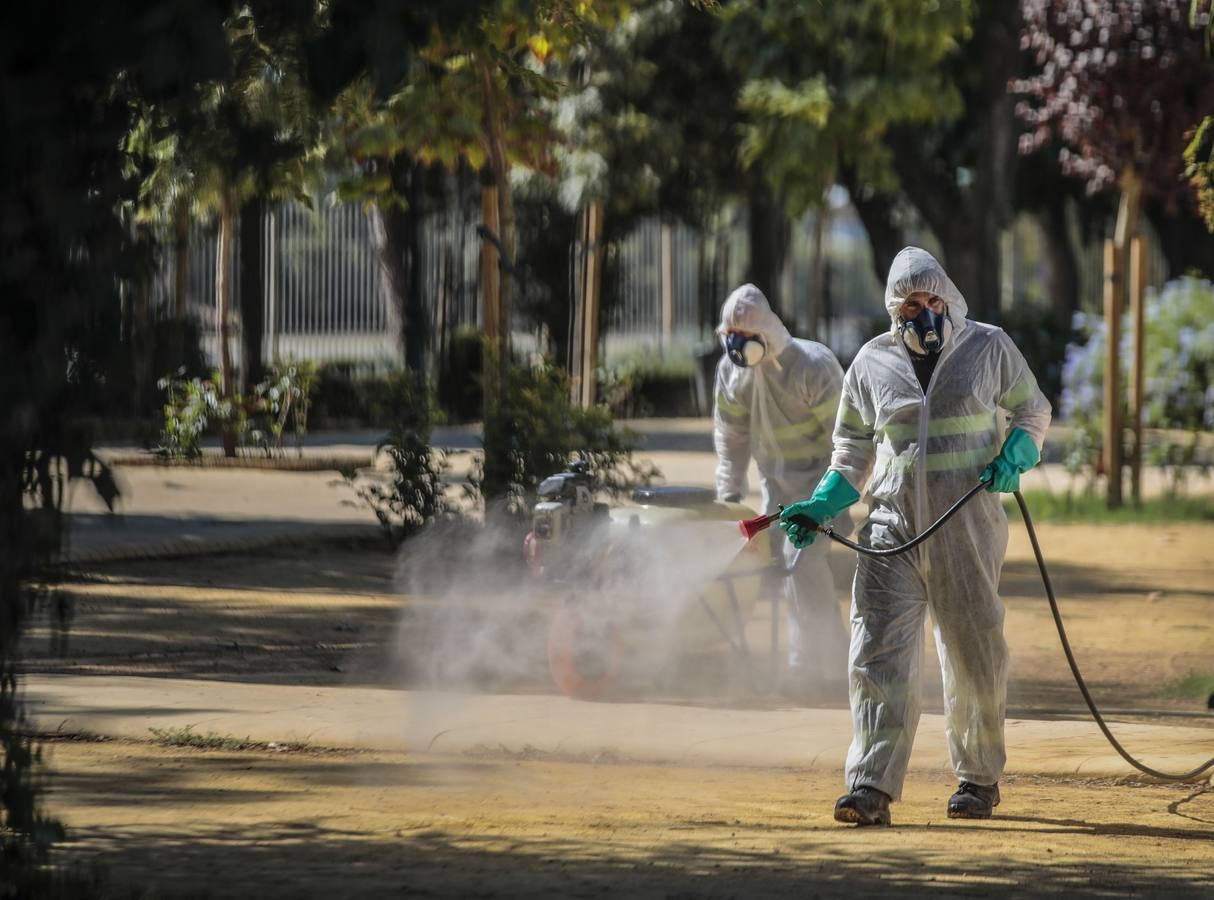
[713,283,850,699]
[779,247,1052,826]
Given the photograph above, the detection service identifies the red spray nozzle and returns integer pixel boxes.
[738,509,780,541]
[738,505,820,542]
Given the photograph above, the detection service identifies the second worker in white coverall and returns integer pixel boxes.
[713,283,850,699]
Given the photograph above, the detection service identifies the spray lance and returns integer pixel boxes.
[739,478,1214,783]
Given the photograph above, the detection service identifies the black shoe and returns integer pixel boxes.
[834,786,892,826]
[947,781,1000,819]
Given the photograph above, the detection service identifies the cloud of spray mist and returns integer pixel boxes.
[389,504,767,710]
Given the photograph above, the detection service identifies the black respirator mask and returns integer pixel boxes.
[899,305,951,357]
[724,331,766,367]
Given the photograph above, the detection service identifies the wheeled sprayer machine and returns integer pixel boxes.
[524,462,793,700]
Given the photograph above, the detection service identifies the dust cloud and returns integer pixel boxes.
[388,504,777,753]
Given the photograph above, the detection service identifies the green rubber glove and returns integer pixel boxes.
[980,427,1040,493]
[778,470,860,549]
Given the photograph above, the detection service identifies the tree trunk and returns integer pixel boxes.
[172,201,190,368]
[1105,169,1142,510]
[481,61,514,406]
[370,203,406,356]
[216,191,237,457]
[368,156,427,373]
[239,196,266,393]
[131,224,154,418]
[744,177,790,317]
[403,159,426,373]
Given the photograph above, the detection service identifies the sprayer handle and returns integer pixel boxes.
[779,504,821,534]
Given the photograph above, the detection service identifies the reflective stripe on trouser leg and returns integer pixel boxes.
[845,549,928,801]
[784,535,848,677]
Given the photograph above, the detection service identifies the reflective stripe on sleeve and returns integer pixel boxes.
[716,393,748,418]
[999,378,1037,410]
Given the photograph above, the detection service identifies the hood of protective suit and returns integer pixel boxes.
[716,283,791,362]
[884,247,969,334]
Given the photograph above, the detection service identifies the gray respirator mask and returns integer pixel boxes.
[899,305,952,357]
[724,331,766,367]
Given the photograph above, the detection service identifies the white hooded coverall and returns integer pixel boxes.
[713,284,849,681]
[831,247,1052,799]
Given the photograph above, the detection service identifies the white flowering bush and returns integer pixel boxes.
[1060,277,1214,491]
[249,360,316,457]
[154,371,232,459]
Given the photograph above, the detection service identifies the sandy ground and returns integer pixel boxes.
[24,520,1214,716]
[41,739,1214,899]
[19,517,1214,897]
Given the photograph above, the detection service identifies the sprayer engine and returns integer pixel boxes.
[524,460,610,577]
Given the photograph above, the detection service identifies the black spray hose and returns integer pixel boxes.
[815,480,989,555]
[1009,491,1214,782]
[812,479,1214,783]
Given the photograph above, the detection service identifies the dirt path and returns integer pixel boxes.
[22,519,1214,897]
[44,738,1213,899]
[23,521,1214,716]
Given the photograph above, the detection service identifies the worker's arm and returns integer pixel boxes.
[828,362,877,498]
[995,330,1052,449]
[713,357,751,502]
[780,361,872,549]
[983,331,1054,493]
[795,349,845,469]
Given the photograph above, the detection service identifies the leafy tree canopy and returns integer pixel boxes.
[715,0,973,216]
[325,0,631,207]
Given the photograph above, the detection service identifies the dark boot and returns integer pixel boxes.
[947,781,1000,819]
[833,786,892,826]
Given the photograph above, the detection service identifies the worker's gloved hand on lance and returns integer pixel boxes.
[980,426,1040,493]
[779,471,861,549]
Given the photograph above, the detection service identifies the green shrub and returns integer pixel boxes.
[153,371,232,459]
[341,372,452,548]
[473,356,657,517]
[154,362,318,459]
[247,360,316,457]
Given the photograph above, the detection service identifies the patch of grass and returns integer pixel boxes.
[1004,490,1214,523]
[37,730,114,744]
[1159,671,1214,703]
[147,725,306,752]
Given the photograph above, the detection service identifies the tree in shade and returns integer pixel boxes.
[320,0,630,393]
[127,3,319,413]
[2,0,234,880]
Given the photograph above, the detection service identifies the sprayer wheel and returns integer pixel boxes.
[547,605,621,699]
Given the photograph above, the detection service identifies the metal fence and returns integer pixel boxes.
[152,196,1172,378]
